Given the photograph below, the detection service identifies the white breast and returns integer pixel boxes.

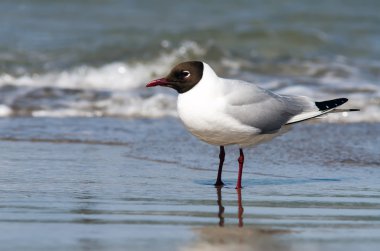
[176,64,260,146]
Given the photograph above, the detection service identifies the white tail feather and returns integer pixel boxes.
[286,110,332,124]
[286,108,359,124]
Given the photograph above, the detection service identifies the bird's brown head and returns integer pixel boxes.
[146,61,204,93]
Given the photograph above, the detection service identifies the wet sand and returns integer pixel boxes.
[0,117,379,251]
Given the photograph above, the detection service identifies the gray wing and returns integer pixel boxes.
[222,79,315,133]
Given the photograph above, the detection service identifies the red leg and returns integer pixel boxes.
[236,148,244,189]
[214,146,225,187]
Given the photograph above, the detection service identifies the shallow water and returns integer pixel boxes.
[0,118,379,251]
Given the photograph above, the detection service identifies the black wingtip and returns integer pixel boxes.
[315,98,348,111]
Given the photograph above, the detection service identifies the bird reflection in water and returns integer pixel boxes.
[216,187,225,227]
[216,187,244,227]
[237,188,244,227]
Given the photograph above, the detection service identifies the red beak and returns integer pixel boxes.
[146,78,170,88]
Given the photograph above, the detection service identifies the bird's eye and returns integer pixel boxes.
[181,70,190,78]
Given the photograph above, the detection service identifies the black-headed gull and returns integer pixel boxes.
[146,61,358,189]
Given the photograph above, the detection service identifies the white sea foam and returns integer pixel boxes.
[0,41,203,118]
[28,93,177,118]
[0,43,379,122]
[0,41,205,91]
[0,105,12,117]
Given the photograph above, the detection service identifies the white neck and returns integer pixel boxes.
[178,62,221,98]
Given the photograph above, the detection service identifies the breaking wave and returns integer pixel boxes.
[0,41,379,122]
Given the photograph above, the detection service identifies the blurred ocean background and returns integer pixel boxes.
[0,0,379,121]
[1,1,380,251]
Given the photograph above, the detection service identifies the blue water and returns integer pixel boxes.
[0,118,380,250]
[2,0,379,69]
[0,0,379,120]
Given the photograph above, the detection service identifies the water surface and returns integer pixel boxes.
[0,118,379,251]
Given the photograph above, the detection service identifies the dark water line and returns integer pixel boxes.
[0,137,129,146]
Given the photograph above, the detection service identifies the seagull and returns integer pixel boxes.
[146,61,358,189]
